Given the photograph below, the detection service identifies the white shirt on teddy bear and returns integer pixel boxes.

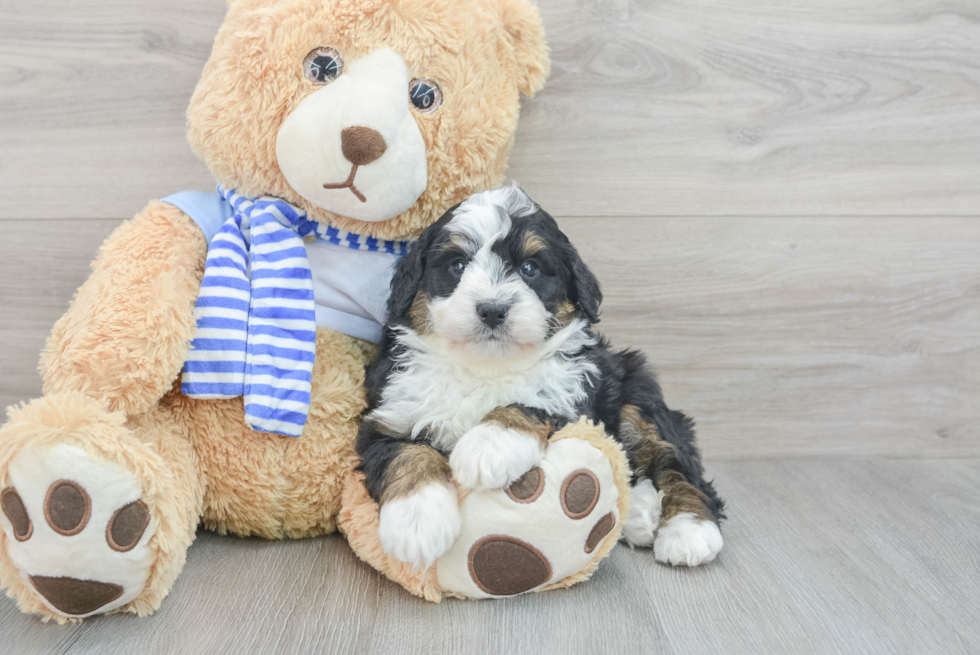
[162,189,400,344]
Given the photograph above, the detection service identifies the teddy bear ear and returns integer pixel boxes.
[225,0,282,8]
[494,0,551,97]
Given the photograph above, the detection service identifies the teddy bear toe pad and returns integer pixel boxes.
[0,443,156,618]
[437,438,619,598]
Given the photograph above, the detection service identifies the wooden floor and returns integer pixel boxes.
[1,0,979,653]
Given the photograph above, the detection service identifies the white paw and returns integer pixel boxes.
[654,513,723,567]
[0,443,155,618]
[449,423,545,490]
[621,478,663,548]
[378,483,460,569]
[437,438,620,599]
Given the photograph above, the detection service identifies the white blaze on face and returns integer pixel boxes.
[428,188,549,357]
[276,48,428,222]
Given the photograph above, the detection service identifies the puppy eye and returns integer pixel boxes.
[450,259,466,275]
[520,261,539,278]
[304,47,344,85]
[410,78,443,113]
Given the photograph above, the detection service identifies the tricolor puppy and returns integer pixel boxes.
[356,187,725,569]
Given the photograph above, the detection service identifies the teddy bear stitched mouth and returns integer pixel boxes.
[323,164,368,203]
[323,164,367,202]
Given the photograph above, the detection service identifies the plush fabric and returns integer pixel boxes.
[336,419,631,602]
[0,0,625,622]
[187,0,550,241]
[162,189,412,343]
[180,187,411,437]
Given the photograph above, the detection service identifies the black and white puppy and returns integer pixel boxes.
[356,187,725,568]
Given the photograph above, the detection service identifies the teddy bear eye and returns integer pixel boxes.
[409,78,443,113]
[304,47,344,85]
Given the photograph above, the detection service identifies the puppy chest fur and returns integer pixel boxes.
[369,325,596,450]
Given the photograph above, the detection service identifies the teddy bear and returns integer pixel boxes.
[0,0,630,621]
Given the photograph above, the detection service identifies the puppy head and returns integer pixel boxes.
[389,186,602,358]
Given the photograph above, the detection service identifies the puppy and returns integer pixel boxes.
[356,187,725,569]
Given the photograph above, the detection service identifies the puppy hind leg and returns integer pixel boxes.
[620,477,663,548]
[648,449,724,567]
[618,406,722,565]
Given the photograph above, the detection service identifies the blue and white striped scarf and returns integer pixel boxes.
[181,187,412,437]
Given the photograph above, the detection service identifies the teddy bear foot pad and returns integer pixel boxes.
[1,443,155,618]
[436,438,619,598]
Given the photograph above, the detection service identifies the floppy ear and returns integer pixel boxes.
[387,207,456,320]
[388,239,428,322]
[561,238,603,324]
[496,0,551,97]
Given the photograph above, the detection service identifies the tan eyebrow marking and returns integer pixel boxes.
[521,231,546,258]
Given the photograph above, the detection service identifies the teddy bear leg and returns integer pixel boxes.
[0,391,203,622]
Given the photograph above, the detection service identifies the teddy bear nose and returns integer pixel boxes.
[340,126,388,166]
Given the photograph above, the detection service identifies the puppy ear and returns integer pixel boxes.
[387,206,456,321]
[496,0,551,97]
[561,238,603,323]
[388,241,427,322]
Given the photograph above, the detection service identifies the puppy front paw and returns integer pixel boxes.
[449,423,546,490]
[378,483,460,569]
[654,513,724,567]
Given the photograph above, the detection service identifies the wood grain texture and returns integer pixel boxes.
[2,0,979,651]
[561,215,980,460]
[515,0,980,216]
[0,0,222,219]
[1,0,980,219]
[2,459,977,654]
[0,220,120,411]
[3,217,977,459]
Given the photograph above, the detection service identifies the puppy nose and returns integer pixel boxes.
[340,126,387,165]
[477,303,509,329]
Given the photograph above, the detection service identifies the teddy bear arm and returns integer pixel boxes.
[40,201,208,416]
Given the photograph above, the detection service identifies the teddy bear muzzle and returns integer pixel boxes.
[276,47,428,223]
[321,126,389,203]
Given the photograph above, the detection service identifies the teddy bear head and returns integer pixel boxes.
[186,0,549,240]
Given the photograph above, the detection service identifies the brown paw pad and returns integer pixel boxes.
[560,469,600,519]
[106,500,150,553]
[44,480,91,536]
[585,512,616,554]
[468,535,553,596]
[1,487,33,542]
[30,576,123,616]
[505,467,545,504]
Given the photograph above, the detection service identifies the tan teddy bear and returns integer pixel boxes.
[0,0,629,622]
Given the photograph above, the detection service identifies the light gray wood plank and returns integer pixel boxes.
[2,0,980,219]
[637,458,980,654]
[0,600,81,654]
[361,459,980,655]
[0,220,120,411]
[515,0,980,216]
[3,458,976,655]
[559,215,980,460]
[54,534,381,655]
[0,0,221,219]
[366,546,673,655]
[4,217,977,459]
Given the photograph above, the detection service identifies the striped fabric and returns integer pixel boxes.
[181,187,412,437]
